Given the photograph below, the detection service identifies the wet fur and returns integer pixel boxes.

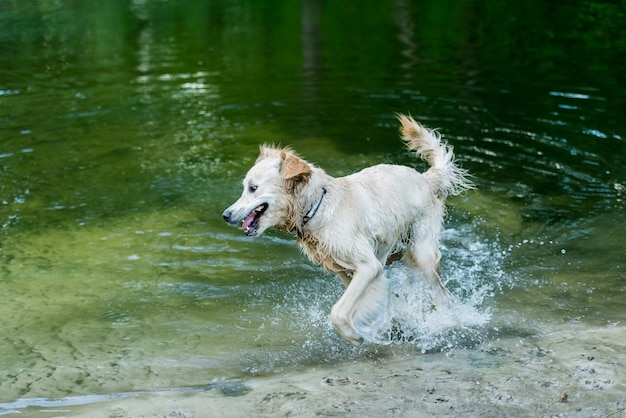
[223,115,473,346]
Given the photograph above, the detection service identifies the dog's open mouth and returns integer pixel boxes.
[242,203,268,236]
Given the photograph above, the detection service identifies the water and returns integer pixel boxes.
[1,0,625,413]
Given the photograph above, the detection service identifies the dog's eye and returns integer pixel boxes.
[248,185,258,193]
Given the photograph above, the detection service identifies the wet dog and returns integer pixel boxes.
[223,115,472,346]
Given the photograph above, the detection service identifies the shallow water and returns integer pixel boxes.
[1,0,625,413]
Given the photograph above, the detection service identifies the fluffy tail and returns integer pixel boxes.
[397,114,473,198]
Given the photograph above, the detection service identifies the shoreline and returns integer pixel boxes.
[4,325,624,417]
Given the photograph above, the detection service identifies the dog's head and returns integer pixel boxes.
[222,146,312,236]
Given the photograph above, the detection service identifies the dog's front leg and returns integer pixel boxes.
[336,271,352,288]
[330,260,384,346]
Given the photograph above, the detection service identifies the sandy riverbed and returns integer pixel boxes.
[8,325,624,418]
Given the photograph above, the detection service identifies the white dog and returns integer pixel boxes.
[223,115,472,346]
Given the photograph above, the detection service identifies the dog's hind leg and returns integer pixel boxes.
[406,211,451,309]
[330,258,387,346]
[406,244,450,309]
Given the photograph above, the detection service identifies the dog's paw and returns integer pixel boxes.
[351,277,392,345]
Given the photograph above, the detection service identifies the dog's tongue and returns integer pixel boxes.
[242,211,257,234]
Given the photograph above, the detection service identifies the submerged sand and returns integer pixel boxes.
[7,326,625,417]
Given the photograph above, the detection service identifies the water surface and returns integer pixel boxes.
[1,0,625,413]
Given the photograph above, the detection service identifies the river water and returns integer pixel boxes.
[1,0,625,414]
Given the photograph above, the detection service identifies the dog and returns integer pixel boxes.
[222,114,473,346]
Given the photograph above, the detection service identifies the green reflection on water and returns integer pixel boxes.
[1,0,625,405]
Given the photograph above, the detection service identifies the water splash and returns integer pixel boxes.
[243,219,509,373]
[353,222,508,352]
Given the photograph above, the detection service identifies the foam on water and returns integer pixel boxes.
[243,219,509,373]
[355,222,507,351]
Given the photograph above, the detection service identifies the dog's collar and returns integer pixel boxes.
[297,187,327,239]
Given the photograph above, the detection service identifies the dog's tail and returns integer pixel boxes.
[397,114,473,198]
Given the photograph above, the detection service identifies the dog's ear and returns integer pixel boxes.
[280,150,311,190]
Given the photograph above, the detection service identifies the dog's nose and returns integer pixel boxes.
[222,209,232,222]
